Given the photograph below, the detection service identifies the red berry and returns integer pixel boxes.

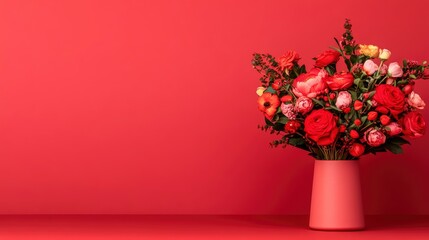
[350,130,360,139]
[272,79,282,90]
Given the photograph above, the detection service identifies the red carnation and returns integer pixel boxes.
[304,109,339,145]
[315,50,341,68]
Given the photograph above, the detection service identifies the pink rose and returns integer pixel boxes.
[385,122,402,136]
[407,91,426,110]
[364,128,386,147]
[292,68,328,98]
[295,96,314,114]
[363,60,378,75]
[281,103,297,119]
[388,62,403,78]
[335,91,352,110]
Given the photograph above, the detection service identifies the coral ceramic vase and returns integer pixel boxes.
[309,160,365,230]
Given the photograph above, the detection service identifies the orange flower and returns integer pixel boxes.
[257,93,280,119]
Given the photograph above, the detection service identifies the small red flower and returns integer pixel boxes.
[354,100,363,111]
[329,93,336,100]
[285,120,301,134]
[339,125,347,133]
[281,95,293,102]
[343,107,351,113]
[368,111,378,121]
[380,115,391,125]
[257,93,280,119]
[350,130,360,139]
[375,106,389,115]
[363,93,370,100]
[272,79,282,90]
[354,119,362,126]
[403,84,414,95]
[349,143,365,157]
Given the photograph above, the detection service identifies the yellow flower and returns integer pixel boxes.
[359,44,379,58]
[256,87,266,96]
[379,49,391,60]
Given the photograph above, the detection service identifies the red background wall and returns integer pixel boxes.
[0,0,428,214]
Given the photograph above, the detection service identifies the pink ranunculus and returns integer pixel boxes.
[388,62,403,78]
[385,122,402,136]
[292,68,328,98]
[363,60,378,75]
[295,96,314,114]
[281,103,297,119]
[335,91,352,110]
[364,128,386,147]
[407,91,426,110]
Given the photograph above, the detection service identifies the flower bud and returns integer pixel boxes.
[380,115,391,125]
[379,49,391,60]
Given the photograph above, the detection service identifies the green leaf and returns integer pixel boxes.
[389,137,410,145]
[312,98,325,107]
[265,86,276,94]
[288,137,305,146]
[277,116,289,124]
[403,59,408,68]
[385,142,403,154]
[265,118,274,126]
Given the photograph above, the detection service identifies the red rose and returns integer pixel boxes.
[401,111,426,138]
[349,143,365,157]
[373,84,405,118]
[277,51,300,71]
[315,50,341,68]
[326,72,354,90]
[304,109,339,145]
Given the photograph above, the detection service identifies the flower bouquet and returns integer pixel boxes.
[252,19,427,160]
[252,19,428,230]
